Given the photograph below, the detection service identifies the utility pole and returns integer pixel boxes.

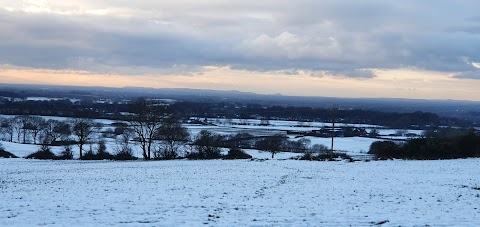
[331,105,338,159]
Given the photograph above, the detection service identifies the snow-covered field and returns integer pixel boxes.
[292,136,381,154]
[1,158,479,226]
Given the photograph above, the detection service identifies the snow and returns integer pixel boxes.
[0,114,117,125]
[377,129,424,136]
[0,159,478,226]
[206,118,382,129]
[243,149,302,159]
[293,136,382,154]
[24,97,81,103]
[186,124,284,137]
[1,141,62,158]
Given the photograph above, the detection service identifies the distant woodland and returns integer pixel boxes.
[0,98,473,130]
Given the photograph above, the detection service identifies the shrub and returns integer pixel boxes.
[368,141,401,160]
[185,151,208,160]
[113,151,138,160]
[153,148,178,160]
[224,148,252,159]
[26,145,56,160]
[82,150,113,160]
[298,152,314,160]
[82,140,114,160]
[0,149,18,158]
[113,144,137,160]
[402,137,459,160]
[94,151,114,160]
[369,131,480,160]
[191,130,223,159]
[57,145,74,160]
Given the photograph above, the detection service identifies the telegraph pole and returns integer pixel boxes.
[330,105,338,159]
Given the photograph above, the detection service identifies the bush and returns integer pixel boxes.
[81,150,113,160]
[369,131,480,160]
[0,149,18,158]
[26,145,56,160]
[153,148,177,160]
[224,148,252,159]
[82,140,114,160]
[95,151,114,160]
[368,141,401,160]
[299,152,314,160]
[57,145,74,160]
[113,153,138,161]
[309,144,329,154]
[191,130,223,159]
[185,151,208,160]
[113,151,138,160]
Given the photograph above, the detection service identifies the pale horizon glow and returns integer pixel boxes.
[1,65,479,101]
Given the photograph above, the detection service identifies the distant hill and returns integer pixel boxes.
[0,83,479,122]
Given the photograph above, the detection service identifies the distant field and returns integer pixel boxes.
[1,159,479,226]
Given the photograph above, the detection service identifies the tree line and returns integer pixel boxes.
[369,129,480,160]
[1,97,474,130]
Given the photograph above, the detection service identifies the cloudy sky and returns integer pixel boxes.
[1,0,480,100]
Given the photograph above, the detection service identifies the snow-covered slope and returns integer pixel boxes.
[1,159,478,226]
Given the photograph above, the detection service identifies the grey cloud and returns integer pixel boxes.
[326,69,377,79]
[452,71,480,80]
[446,26,480,34]
[0,10,240,74]
[1,1,480,77]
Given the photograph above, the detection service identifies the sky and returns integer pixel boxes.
[0,0,480,100]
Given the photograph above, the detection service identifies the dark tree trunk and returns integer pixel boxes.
[79,143,83,159]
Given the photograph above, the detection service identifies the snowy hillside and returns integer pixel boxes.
[1,159,479,226]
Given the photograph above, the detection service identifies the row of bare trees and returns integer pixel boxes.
[0,116,99,159]
[0,98,192,160]
[0,116,72,145]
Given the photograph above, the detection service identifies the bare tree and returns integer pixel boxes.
[25,116,45,144]
[52,120,71,143]
[0,118,13,142]
[255,134,287,158]
[155,117,190,159]
[43,119,60,144]
[128,97,166,160]
[11,116,25,143]
[58,144,74,160]
[11,115,37,144]
[71,118,96,159]
[41,119,71,144]
[192,130,223,159]
[114,128,134,158]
